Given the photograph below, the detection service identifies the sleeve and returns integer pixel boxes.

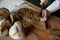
[46,0,60,13]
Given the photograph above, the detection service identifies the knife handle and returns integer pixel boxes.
[40,4,45,18]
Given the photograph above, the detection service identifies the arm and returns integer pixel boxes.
[40,0,60,21]
[46,0,60,13]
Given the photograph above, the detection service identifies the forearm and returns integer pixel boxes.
[46,0,60,13]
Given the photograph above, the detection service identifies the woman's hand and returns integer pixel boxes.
[40,9,50,21]
[40,0,48,5]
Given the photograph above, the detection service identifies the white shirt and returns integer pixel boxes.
[46,0,60,13]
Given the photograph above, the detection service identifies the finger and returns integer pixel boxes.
[40,3,43,5]
[41,11,45,18]
[44,11,47,17]
[40,17,47,21]
[40,11,47,21]
[42,10,47,18]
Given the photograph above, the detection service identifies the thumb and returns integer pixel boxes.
[40,17,47,21]
[40,11,47,21]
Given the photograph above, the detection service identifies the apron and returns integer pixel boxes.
[26,0,40,7]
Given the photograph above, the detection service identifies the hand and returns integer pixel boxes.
[40,9,50,21]
[40,0,48,5]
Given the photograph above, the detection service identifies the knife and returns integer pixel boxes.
[40,4,47,29]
